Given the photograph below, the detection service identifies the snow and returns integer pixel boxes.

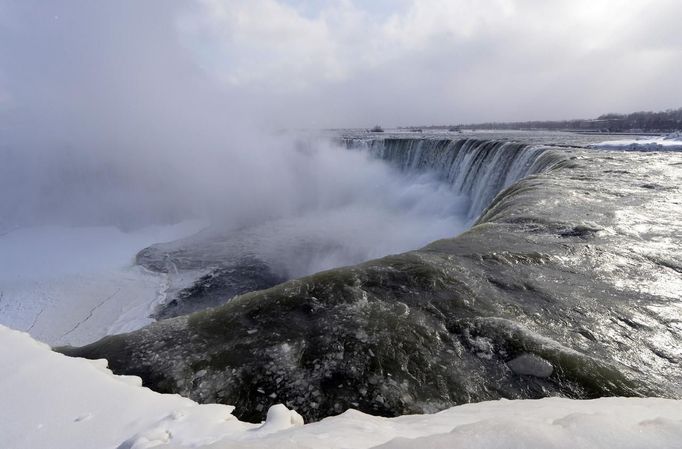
[591,133,682,152]
[2,324,682,449]
[1,179,680,448]
[0,221,206,346]
[0,324,300,449]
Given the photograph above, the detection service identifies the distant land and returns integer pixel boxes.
[401,108,682,134]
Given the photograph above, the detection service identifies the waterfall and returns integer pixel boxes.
[343,137,556,219]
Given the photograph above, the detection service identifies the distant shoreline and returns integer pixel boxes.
[392,128,666,136]
[568,131,663,136]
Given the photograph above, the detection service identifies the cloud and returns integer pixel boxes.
[173,0,682,126]
[0,0,680,130]
[0,0,679,262]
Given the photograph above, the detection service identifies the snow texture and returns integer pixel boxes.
[2,324,681,449]
[591,133,682,152]
[0,221,206,346]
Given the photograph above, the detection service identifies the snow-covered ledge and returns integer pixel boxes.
[1,325,681,449]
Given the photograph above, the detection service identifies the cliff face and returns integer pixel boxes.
[60,145,682,423]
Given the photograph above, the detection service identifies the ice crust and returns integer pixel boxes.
[2,324,681,449]
[591,133,682,151]
[0,221,206,346]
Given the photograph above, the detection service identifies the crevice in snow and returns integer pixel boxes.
[59,288,122,339]
[26,304,46,333]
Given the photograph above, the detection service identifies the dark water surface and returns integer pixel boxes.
[62,132,682,422]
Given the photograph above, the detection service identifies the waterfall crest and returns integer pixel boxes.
[344,138,557,219]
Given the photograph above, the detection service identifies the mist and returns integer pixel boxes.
[0,1,475,276]
[6,1,677,273]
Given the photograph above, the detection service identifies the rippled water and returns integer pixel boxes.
[63,132,682,423]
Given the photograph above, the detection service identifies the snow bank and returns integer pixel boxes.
[591,133,682,152]
[2,325,681,449]
[0,221,205,346]
[0,325,303,449]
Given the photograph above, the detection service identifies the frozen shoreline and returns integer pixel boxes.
[591,133,682,151]
[0,221,206,346]
[2,324,681,449]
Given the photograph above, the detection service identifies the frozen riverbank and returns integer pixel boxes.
[0,221,206,346]
[2,325,681,449]
[591,133,682,151]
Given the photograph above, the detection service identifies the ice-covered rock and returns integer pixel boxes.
[507,353,554,378]
[255,404,305,435]
[590,135,682,152]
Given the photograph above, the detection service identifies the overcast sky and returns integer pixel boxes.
[1,0,681,129]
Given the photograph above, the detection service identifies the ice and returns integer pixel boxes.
[0,325,245,449]
[0,221,206,346]
[591,134,682,152]
[2,324,681,449]
[506,353,554,377]
[254,404,305,435]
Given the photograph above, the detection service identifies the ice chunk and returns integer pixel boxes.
[254,404,305,435]
[507,353,554,377]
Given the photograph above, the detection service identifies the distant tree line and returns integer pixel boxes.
[452,108,682,133]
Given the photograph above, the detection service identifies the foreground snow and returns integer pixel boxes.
[2,325,681,449]
[0,221,206,346]
[591,133,682,151]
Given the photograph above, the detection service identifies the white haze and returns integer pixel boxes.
[7,0,677,274]
[0,128,471,275]
[0,1,473,276]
